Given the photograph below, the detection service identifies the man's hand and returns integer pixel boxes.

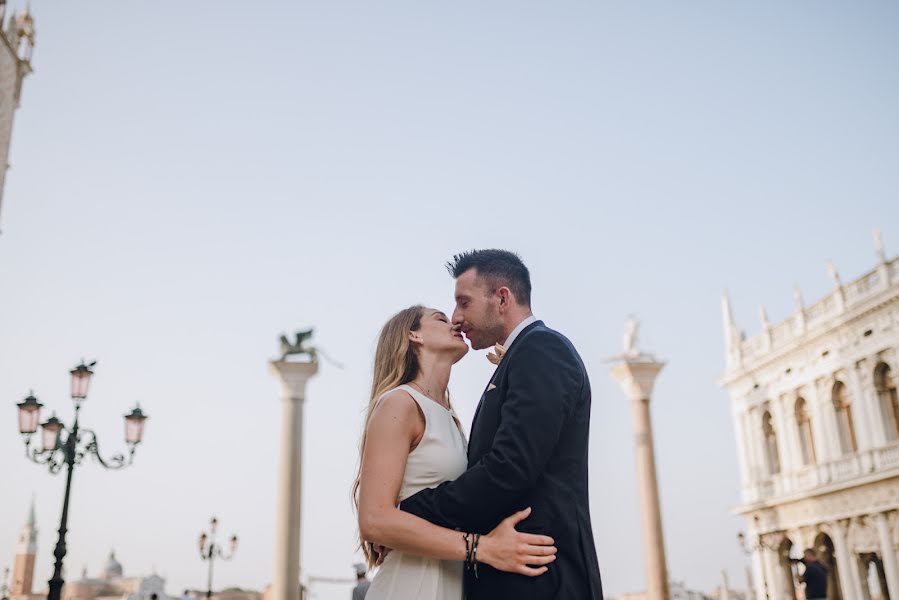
[478,507,557,576]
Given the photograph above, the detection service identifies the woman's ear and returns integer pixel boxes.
[409,331,424,345]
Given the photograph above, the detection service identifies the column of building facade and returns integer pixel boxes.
[873,512,899,599]
[859,355,888,447]
[818,376,847,463]
[769,398,795,484]
[744,407,769,485]
[806,380,837,465]
[881,350,899,441]
[760,544,784,600]
[731,401,752,489]
[746,520,768,600]
[781,392,805,477]
[830,519,865,599]
[846,362,877,453]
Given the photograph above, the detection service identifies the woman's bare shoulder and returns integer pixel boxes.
[370,388,420,424]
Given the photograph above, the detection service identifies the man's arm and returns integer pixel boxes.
[401,331,582,531]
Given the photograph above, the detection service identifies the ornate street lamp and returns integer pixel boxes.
[198,516,238,599]
[15,360,148,600]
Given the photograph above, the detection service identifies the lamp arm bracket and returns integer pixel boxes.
[81,429,132,470]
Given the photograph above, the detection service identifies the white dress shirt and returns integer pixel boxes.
[502,315,538,349]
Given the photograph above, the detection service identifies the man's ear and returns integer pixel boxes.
[497,287,512,312]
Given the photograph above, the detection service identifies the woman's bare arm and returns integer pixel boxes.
[357,390,556,574]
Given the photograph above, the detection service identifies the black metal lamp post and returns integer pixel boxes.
[15,360,148,600]
[198,516,238,599]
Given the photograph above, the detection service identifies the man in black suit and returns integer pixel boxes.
[400,249,603,599]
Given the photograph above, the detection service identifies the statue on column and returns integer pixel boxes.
[623,317,639,358]
[278,329,317,362]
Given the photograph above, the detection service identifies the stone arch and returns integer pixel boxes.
[874,361,899,442]
[832,381,858,455]
[762,407,781,475]
[796,396,817,465]
[776,536,799,599]
[814,530,844,600]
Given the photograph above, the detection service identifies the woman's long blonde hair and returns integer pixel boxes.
[353,305,426,566]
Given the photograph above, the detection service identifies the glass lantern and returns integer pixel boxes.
[70,361,95,400]
[40,413,63,452]
[124,406,148,445]
[17,393,43,435]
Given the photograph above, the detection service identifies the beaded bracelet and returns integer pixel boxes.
[471,533,481,579]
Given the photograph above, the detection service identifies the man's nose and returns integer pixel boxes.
[451,309,464,326]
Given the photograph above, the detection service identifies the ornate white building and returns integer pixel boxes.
[0,0,34,233]
[721,232,899,600]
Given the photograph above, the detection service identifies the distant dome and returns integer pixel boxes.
[103,550,123,579]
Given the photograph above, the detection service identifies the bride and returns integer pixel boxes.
[353,305,557,599]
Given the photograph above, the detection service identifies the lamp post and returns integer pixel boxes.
[15,360,148,600]
[198,516,238,599]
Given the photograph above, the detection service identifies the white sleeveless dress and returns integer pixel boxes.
[366,384,468,600]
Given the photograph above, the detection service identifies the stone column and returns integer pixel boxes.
[859,355,888,447]
[806,382,834,464]
[732,405,749,486]
[611,355,669,600]
[745,409,771,488]
[760,546,782,600]
[831,519,864,600]
[846,363,875,452]
[270,359,319,600]
[770,399,793,476]
[814,378,842,464]
[874,512,899,599]
[746,523,768,600]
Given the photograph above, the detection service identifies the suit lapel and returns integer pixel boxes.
[468,321,544,451]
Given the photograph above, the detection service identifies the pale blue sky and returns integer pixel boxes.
[1,2,897,599]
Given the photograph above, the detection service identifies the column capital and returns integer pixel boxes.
[610,357,666,401]
[269,360,319,400]
[830,518,851,537]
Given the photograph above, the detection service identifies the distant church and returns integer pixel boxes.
[7,498,172,600]
[11,499,41,600]
[0,0,34,234]
[60,552,172,600]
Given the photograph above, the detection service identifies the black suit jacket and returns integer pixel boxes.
[401,320,603,599]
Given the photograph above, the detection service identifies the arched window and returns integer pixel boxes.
[832,381,858,455]
[762,409,781,475]
[874,362,899,442]
[795,398,816,465]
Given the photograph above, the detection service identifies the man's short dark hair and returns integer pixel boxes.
[446,249,531,307]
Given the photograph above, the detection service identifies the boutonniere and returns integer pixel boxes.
[486,343,506,365]
[487,383,497,391]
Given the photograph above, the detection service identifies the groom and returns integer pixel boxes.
[400,249,603,599]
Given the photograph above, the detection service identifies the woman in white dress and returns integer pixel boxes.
[353,305,557,599]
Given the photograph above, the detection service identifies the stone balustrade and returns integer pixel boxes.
[741,441,899,506]
[734,256,897,367]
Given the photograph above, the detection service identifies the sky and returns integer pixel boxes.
[0,1,898,599]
